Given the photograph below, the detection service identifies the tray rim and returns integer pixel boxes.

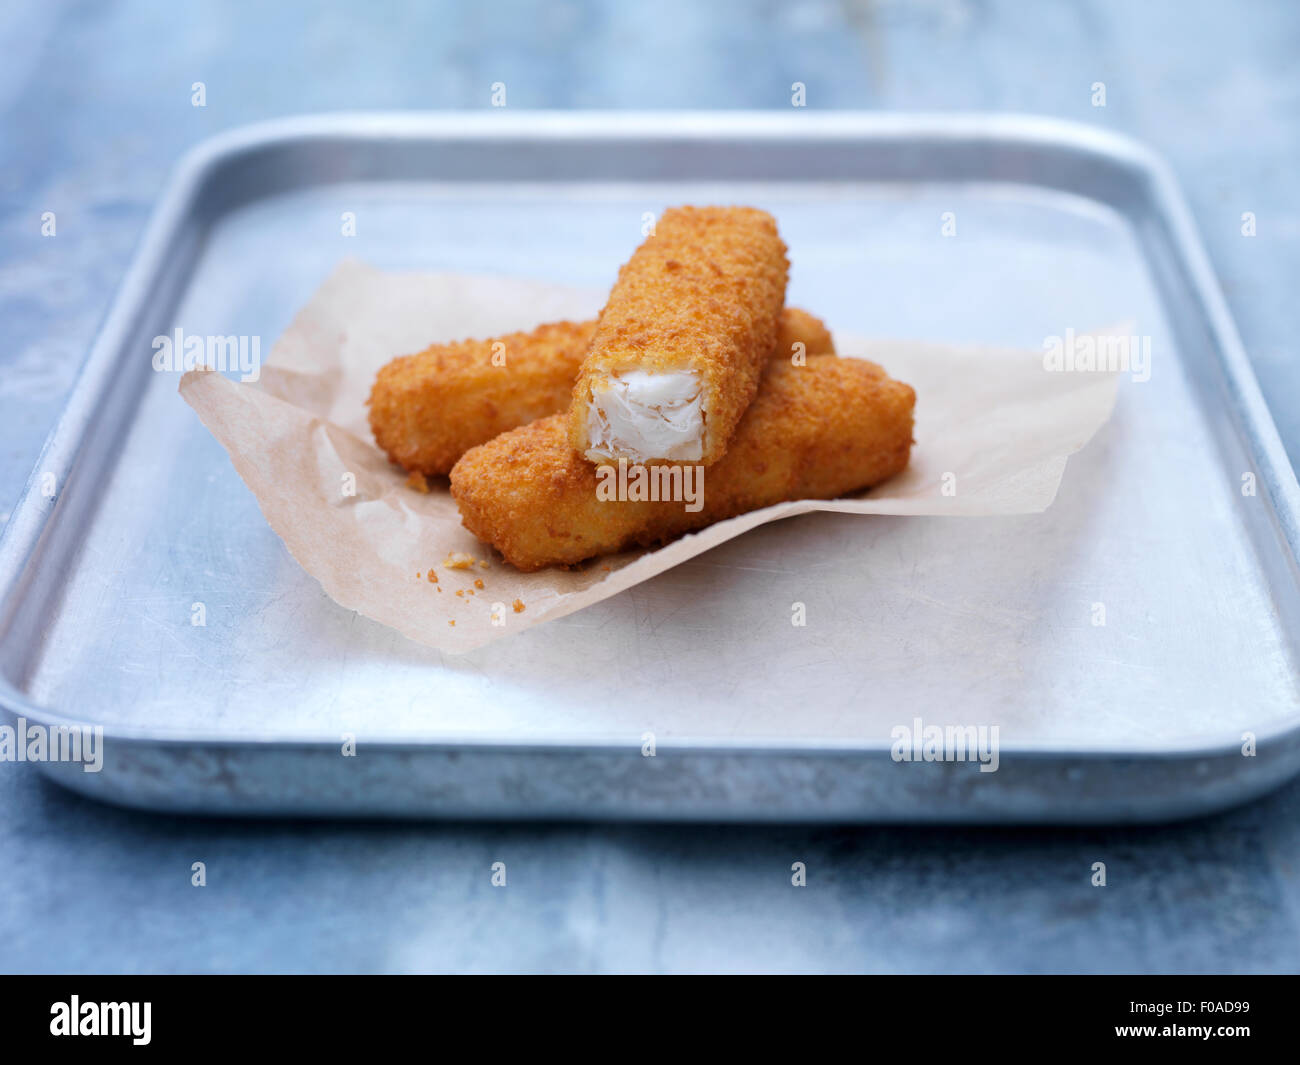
[1,110,1297,769]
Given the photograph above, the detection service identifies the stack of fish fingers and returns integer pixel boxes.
[367,205,915,571]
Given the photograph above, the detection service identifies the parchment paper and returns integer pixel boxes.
[180,260,1120,653]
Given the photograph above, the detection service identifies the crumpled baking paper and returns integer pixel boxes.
[180,260,1120,653]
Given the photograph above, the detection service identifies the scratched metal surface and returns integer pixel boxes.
[1,0,1298,972]
[11,173,1286,747]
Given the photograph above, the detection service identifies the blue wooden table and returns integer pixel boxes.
[1,0,1297,973]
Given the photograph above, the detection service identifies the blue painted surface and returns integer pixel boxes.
[0,0,1297,973]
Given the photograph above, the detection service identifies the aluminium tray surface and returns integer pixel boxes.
[0,112,1297,822]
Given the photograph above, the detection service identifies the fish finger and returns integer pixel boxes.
[368,307,832,476]
[451,355,915,571]
[567,205,789,466]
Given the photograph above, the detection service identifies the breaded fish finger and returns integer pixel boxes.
[452,356,915,571]
[368,320,592,478]
[567,206,789,466]
[368,308,833,477]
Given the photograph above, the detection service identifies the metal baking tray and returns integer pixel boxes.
[1,112,1297,822]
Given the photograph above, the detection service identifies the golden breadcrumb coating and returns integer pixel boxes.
[367,307,832,476]
[567,205,789,465]
[773,307,834,363]
[452,356,915,571]
[369,319,593,477]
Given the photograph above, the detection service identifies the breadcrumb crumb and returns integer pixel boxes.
[444,552,475,570]
[405,470,430,493]
[512,599,525,613]
[473,578,484,589]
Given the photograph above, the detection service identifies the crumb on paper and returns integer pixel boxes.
[405,470,430,493]
[467,589,475,596]
[444,552,475,570]
[512,599,525,613]
[426,570,438,584]
[455,589,464,597]
[416,571,421,580]
[477,560,490,570]
[474,578,484,589]
[448,620,455,626]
